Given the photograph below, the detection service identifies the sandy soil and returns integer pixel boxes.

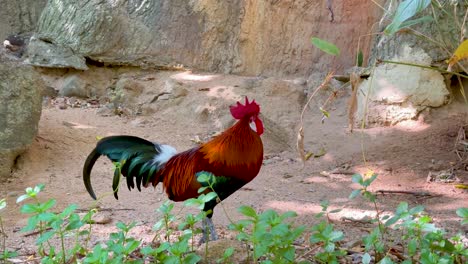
[0,68,467,259]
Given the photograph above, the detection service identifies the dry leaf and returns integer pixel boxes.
[297,126,306,164]
[448,39,468,71]
[348,72,360,132]
[296,72,334,167]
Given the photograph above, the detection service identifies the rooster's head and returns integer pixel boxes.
[230,97,264,136]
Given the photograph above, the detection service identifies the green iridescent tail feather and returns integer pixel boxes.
[83,135,165,200]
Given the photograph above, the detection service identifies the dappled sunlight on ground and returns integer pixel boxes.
[171,71,220,82]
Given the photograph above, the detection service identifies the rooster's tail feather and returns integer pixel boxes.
[82,135,176,200]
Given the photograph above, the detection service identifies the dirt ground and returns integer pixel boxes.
[0,68,467,259]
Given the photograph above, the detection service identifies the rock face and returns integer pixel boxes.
[357,45,450,126]
[0,57,43,179]
[26,0,382,76]
[0,0,47,41]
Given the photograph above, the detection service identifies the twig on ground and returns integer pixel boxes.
[376,190,432,197]
[75,208,135,213]
[23,227,53,237]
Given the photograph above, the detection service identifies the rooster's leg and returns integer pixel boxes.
[200,217,218,244]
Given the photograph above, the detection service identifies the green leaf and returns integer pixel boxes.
[320,200,329,210]
[37,212,56,222]
[37,231,55,245]
[349,189,361,199]
[158,201,174,214]
[20,204,40,214]
[197,186,208,193]
[311,37,340,56]
[324,241,335,252]
[356,50,363,67]
[197,172,210,183]
[378,256,395,264]
[351,174,363,184]
[280,210,298,220]
[183,253,201,264]
[384,215,400,227]
[16,194,30,203]
[399,15,433,29]
[116,222,127,230]
[66,219,84,231]
[384,0,431,36]
[202,192,218,203]
[223,247,234,258]
[408,238,417,256]
[124,240,140,253]
[329,230,344,242]
[395,202,409,215]
[59,204,78,218]
[22,215,39,232]
[315,212,325,218]
[34,184,45,194]
[238,205,257,219]
[0,199,6,210]
[421,223,438,232]
[456,207,468,219]
[184,198,204,209]
[363,173,377,187]
[39,199,57,212]
[362,253,371,264]
[320,107,330,118]
[196,171,216,185]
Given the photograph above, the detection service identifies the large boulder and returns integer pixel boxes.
[357,45,450,126]
[0,56,43,179]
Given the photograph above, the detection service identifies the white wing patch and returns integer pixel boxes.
[153,144,177,164]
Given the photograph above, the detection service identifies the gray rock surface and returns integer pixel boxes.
[0,56,43,179]
[0,0,47,41]
[26,0,382,76]
[60,75,90,98]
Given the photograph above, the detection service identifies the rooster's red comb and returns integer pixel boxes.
[230,97,260,120]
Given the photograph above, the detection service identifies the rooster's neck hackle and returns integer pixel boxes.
[200,117,263,181]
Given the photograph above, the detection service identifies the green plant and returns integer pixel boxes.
[456,208,468,225]
[16,184,95,264]
[141,196,205,263]
[216,246,235,264]
[152,201,176,243]
[84,221,141,264]
[309,221,346,264]
[8,178,467,263]
[229,206,305,263]
[349,173,389,261]
[139,172,219,263]
[384,202,468,264]
[350,174,467,263]
[307,201,346,264]
[315,200,342,222]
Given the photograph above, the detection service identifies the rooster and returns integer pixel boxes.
[83,97,264,242]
